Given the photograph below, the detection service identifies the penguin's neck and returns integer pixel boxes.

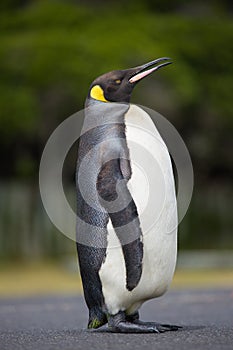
[83,99,130,133]
[85,97,104,109]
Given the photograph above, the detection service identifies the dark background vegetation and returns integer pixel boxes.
[0,0,232,261]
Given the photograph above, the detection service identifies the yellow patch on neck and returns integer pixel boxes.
[90,85,108,102]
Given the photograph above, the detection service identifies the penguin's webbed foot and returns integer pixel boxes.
[126,311,181,332]
[108,311,181,333]
[132,321,181,332]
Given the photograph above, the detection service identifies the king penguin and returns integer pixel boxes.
[76,58,180,333]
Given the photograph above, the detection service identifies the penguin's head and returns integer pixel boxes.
[86,57,172,106]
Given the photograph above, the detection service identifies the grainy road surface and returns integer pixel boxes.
[0,289,232,350]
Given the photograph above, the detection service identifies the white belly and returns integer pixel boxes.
[99,105,177,315]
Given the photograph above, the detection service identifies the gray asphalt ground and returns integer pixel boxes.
[0,288,232,350]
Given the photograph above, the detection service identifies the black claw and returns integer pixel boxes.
[152,327,160,334]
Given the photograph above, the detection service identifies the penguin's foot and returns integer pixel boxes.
[126,311,181,332]
[129,320,181,332]
[108,311,181,333]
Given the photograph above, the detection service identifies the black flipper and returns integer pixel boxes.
[97,158,143,291]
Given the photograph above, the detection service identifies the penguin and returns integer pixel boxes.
[76,58,180,333]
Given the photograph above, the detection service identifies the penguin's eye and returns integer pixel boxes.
[115,79,121,84]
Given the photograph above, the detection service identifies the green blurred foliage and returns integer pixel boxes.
[0,0,232,181]
[0,0,232,254]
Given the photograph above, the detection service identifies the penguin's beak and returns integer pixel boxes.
[129,57,172,84]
